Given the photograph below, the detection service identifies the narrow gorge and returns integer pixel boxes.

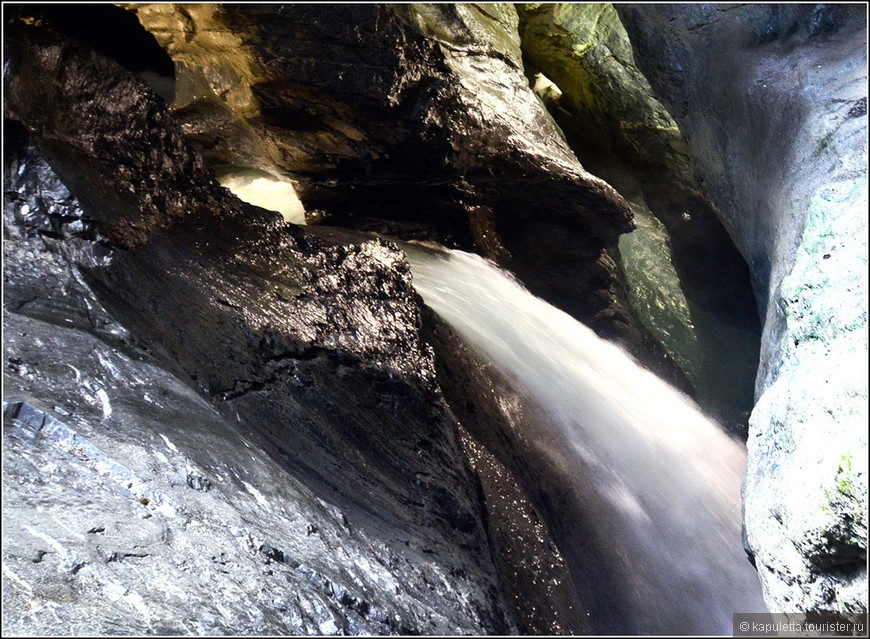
[3,3,867,636]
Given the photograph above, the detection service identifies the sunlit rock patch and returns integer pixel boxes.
[216,167,306,225]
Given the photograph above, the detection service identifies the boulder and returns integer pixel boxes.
[122,2,639,340]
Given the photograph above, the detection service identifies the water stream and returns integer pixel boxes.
[217,171,767,633]
[404,242,767,634]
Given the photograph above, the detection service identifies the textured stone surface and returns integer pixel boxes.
[517,2,762,431]
[517,3,690,183]
[3,21,512,635]
[616,3,868,615]
[421,306,590,635]
[3,337,480,636]
[122,2,641,341]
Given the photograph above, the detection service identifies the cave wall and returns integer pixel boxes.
[6,1,866,632]
[515,3,759,321]
[516,3,692,188]
[615,4,868,615]
[2,5,666,633]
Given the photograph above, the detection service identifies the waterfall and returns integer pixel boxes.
[618,198,760,432]
[404,242,767,635]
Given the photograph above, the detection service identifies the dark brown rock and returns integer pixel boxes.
[4,19,512,634]
[124,3,639,340]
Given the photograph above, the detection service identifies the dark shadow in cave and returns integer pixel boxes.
[520,55,762,439]
[11,3,175,103]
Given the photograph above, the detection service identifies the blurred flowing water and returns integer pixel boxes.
[618,199,760,434]
[404,242,767,634]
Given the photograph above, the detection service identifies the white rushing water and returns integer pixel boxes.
[404,242,767,634]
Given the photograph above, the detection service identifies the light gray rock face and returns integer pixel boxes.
[4,332,470,636]
[616,4,868,615]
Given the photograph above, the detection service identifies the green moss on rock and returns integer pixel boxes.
[516,2,693,180]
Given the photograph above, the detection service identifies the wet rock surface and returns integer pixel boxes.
[517,2,762,432]
[3,339,466,635]
[123,2,640,341]
[5,2,866,633]
[617,4,868,616]
[3,20,512,635]
[421,307,591,635]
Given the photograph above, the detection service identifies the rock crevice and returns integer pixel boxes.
[616,3,868,615]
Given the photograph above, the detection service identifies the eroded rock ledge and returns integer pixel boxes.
[4,21,512,634]
[122,2,641,341]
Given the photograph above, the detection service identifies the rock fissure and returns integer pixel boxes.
[617,2,867,615]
